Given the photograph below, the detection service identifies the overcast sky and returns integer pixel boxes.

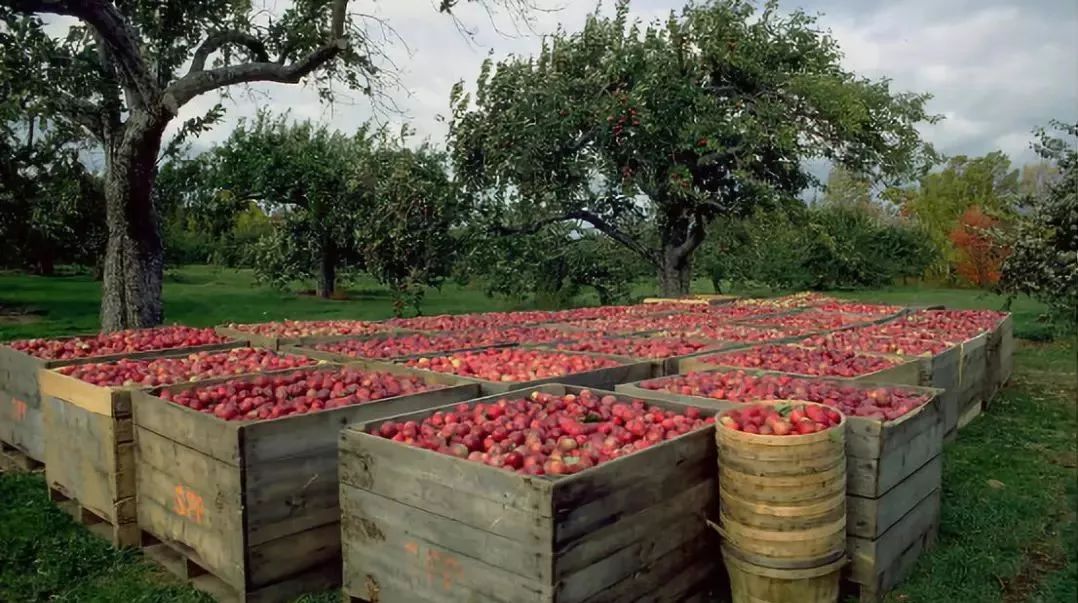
[169,0,1078,168]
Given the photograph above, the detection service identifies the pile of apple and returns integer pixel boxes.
[224,320,386,338]
[403,348,622,382]
[8,326,228,360]
[801,331,953,356]
[658,324,791,343]
[743,310,873,332]
[553,336,715,359]
[161,368,439,421]
[565,316,669,334]
[57,348,315,387]
[812,301,902,315]
[638,370,930,420]
[697,344,899,378]
[373,390,713,475]
[731,292,838,310]
[312,333,501,359]
[388,310,560,332]
[901,309,1006,339]
[719,402,842,435]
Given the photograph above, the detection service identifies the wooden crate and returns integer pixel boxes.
[0,340,240,464]
[985,314,1014,407]
[530,340,741,379]
[895,345,961,437]
[847,455,941,539]
[283,341,515,365]
[214,326,412,352]
[392,351,655,396]
[339,384,720,603]
[615,371,944,499]
[846,488,941,602]
[954,332,988,432]
[678,347,923,388]
[131,363,480,602]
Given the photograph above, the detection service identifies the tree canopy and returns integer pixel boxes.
[449,0,937,296]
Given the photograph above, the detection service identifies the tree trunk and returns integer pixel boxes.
[316,240,336,298]
[99,115,167,331]
[658,249,693,297]
[656,211,704,297]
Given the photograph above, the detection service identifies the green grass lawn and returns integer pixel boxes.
[0,266,1074,602]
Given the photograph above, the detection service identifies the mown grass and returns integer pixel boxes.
[0,266,1074,602]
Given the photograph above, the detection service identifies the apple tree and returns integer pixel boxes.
[0,0,533,329]
[449,0,937,296]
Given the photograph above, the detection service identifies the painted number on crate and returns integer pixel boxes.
[404,540,461,591]
[173,485,205,523]
[11,398,27,421]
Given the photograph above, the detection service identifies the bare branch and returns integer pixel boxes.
[493,209,659,266]
[188,31,270,74]
[6,0,160,109]
[163,0,351,112]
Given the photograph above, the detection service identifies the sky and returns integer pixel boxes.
[158,0,1077,167]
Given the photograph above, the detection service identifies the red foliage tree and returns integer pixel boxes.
[949,206,1010,287]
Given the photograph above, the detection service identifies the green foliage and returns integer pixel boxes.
[449,0,936,294]
[701,203,935,291]
[461,225,646,308]
[895,151,1020,279]
[358,140,462,316]
[1000,122,1078,330]
[210,112,372,295]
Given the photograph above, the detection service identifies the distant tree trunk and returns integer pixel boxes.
[710,275,722,293]
[656,212,704,297]
[657,251,693,297]
[35,252,55,276]
[100,114,168,331]
[316,239,337,298]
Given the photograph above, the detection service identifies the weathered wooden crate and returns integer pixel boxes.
[846,488,941,602]
[283,341,514,364]
[131,362,479,602]
[677,347,923,388]
[891,345,960,437]
[984,314,1014,407]
[0,339,240,464]
[339,384,720,603]
[615,371,944,500]
[529,340,740,379]
[847,455,941,539]
[954,332,988,432]
[393,351,655,396]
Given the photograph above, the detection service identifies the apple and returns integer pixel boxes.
[719,402,843,435]
[9,326,229,360]
[371,389,714,474]
[553,336,716,359]
[697,344,899,378]
[225,320,387,338]
[56,348,315,386]
[402,348,622,382]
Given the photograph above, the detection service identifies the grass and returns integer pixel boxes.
[0,266,1074,602]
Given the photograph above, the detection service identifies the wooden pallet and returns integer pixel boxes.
[49,485,138,547]
[340,384,719,603]
[140,530,340,603]
[0,439,43,472]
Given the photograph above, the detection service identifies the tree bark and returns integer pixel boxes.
[656,209,706,297]
[316,240,337,298]
[99,113,167,331]
[657,248,693,297]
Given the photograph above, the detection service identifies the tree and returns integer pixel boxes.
[821,167,875,213]
[1,0,531,329]
[212,112,370,297]
[449,0,936,296]
[1000,122,1077,327]
[359,140,463,315]
[948,205,1008,288]
[897,151,1019,279]
[0,86,106,273]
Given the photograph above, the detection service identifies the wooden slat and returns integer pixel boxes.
[132,390,243,465]
[135,427,245,588]
[847,488,941,586]
[847,455,942,539]
[847,420,943,498]
[579,532,714,603]
[341,483,553,583]
[0,387,46,462]
[247,522,340,588]
[38,369,131,417]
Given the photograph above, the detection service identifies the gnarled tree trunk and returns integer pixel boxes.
[99,115,167,331]
[657,249,693,297]
[656,210,705,297]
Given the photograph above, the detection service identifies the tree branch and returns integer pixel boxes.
[493,210,659,267]
[51,92,107,142]
[188,31,270,74]
[7,0,160,109]
[163,0,351,111]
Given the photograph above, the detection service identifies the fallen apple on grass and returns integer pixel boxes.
[162,367,440,421]
[56,348,316,387]
[403,348,622,382]
[9,326,228,360]
[371,389,714,474]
